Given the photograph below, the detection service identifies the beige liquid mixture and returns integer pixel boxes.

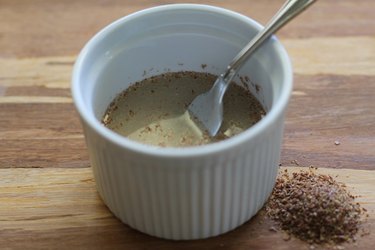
[102,71,265,147]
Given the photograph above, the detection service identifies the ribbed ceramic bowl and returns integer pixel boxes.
[72,4,292,240]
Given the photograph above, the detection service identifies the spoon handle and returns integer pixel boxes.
[222,0,316,82]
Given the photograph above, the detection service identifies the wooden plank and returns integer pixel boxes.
[1,0,375,57]
[284,37,375,76]
[282,74,375,169]
[0,57,74,88]
[0,96,72,103]
[1,40,374,169]
[1,36,374,90]
[0,139,89,168]
[0,103,88,168]
[0,167,373,249]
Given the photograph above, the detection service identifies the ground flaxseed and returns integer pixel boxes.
[266,167,365,245]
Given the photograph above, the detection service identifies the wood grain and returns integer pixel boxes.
[282,74,375,169]
[285,37,375,76]
[0,167,373,249]
[1,0,374,249]
[1,42,374,169]
[1,0,375,57]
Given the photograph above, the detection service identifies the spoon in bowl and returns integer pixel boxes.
[188,0,316,136]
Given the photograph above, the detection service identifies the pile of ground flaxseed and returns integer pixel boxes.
[266,167,366,245]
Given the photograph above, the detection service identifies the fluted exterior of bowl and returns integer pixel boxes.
[82,113,285,240]
[72,4,292,241]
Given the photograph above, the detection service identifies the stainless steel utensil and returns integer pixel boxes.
[188,0,316,136]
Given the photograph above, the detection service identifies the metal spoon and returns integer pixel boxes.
[188,0,316,136]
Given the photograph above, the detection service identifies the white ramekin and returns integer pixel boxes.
[72,4,292,240]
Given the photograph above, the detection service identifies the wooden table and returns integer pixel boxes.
[1,0,374,249]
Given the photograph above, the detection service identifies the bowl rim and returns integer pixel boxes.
[71,3,293,158]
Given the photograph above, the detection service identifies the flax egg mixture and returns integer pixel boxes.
[102,71,265,147]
